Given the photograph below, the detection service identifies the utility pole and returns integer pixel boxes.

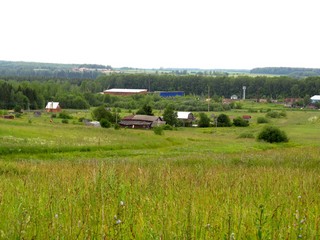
[207,85,210,112]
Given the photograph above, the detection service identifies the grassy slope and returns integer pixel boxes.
[0,109,320,238]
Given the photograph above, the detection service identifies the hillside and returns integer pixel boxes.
[250,67,320,77]
[0,60,112,79]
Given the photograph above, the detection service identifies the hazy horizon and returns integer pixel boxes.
[1,0,320,69]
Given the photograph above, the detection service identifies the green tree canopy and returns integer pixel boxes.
[136,104,154,116]
[92,105,114,122]
[217,114,232,127]
[198,113,210,127]
[163,105,178,126]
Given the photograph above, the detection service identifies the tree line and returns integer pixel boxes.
[1,74,320,110]
[0,61,111,79]
[96,74,320,99]
[250,67,320,78]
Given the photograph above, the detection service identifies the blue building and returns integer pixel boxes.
[158,91,185,97]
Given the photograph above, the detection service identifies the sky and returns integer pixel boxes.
[1,0,320,69]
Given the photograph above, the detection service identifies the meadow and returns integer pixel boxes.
[0,108,320,239]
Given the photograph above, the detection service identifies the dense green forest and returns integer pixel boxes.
[250,67,320,77]
[1,73,320,111]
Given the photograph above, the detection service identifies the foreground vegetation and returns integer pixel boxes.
[0,109,320,238]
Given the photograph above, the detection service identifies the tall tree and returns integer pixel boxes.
[163,105,177,126]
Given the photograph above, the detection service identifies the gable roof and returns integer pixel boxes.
[122,115,162,122]
[45,102,60,109]
[177,112,193,120]
[103,88,147,94]
[311,95,320,100]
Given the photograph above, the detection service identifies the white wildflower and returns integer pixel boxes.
[120,201,124,206]
[116,219,122,225]
[230,232,235,240]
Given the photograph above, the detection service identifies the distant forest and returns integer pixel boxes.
[0,60,112,79]
[1,73,320,111]
[250,67,320,78]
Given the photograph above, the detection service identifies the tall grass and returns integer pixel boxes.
[0,154,319,239]
[0,110,320,238]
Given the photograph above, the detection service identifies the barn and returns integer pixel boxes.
[103,88,148,96]
[45,102,61,113]
[119,115,166,129]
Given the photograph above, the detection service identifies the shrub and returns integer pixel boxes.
[257,126,288,143]
[61,119,69,124]
[266,111,280,118]
[59,112,72,119]
[14,105,22,113]
[279,110,287,117]
[257,117,269,124]
[217,114,232,127]
[198,113,210,127]
[92,106,114,123]
[238,132,255,138]
[100,118,111,128]
[233,117,249,127]
[114,123,121,130]
[162,124,174,130]
[51,113,57,118]
[153,126,164,135]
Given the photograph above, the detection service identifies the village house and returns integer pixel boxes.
[45,102,61,113]
[177,112,196,127]
[310,95,320,103]
[119,115,166,129]
[230,94,238,100]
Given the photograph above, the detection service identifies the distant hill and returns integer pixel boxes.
[0,60,112,79]
[250,67,320,77]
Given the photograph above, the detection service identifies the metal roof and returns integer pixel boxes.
[103,88,147,93]
[310,95,320,100]
[177,112,192,120]
[45,102,60,109]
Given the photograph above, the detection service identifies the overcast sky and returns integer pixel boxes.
[1,0,319,69]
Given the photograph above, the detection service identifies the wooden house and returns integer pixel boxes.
[45,102,61,113]
[119,115,165,129]
[177,112,195,127]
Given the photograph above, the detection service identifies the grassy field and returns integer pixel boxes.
[0,109,320,239]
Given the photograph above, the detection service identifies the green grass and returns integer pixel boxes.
[0,109,320,238]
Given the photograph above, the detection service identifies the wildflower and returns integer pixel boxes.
[230,232,235,240]
[55,214,59,218]
[120,201,124,206]
[298,195,302,199]
[116,219,122,225]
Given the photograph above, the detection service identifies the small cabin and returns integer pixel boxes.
[45,102,61,113]
[230,95,238,100]
[177,112,196,127]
